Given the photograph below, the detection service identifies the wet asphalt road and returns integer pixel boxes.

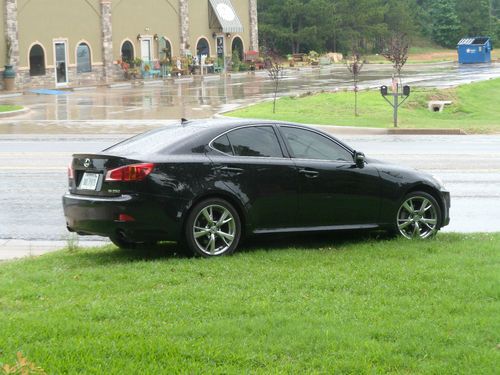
[0,62,499,240]
[1,62,500,134]
[0,133,498,240]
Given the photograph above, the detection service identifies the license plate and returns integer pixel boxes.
[78,173,100,191]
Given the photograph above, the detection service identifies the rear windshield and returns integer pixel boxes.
[104,126,202,154]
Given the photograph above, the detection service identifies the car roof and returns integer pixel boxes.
[181,118,316,132]
[103,118,352,158]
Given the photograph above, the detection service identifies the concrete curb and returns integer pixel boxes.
[0,107,29,118]
[72,86,98,92]
[174,77,194,83]
[108,82,132,89]
[0,92,23,98]
[142,80,165,87]
[0,239,109,261]
[213,114,466,136]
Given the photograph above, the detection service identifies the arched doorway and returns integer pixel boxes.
[159,37,172,62]
[76,42,92,73]
[29,44,46,76]
[231,37,244,61]
[196,38,210,60]
[121,40,134,63]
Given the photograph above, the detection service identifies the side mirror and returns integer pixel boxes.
[403,85,410,96]
[354,151,365,168]
[380,85,388,96]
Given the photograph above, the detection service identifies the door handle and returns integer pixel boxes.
[299,169,319,178]
[220,166,244,174]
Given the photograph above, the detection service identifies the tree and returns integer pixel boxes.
[345,50,365,117]
[257,0,496,54]
[383,0,418,35]
[335,0,387,53]
[381,32,410,128]
[266,57,284,114]
[381,32,410,85]
[429,0,461,47]
[456,0,490,36]
[258,0,390,55]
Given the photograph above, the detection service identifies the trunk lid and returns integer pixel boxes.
[69,154,141,197]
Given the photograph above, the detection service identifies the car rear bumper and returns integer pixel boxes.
[62,192,184,242]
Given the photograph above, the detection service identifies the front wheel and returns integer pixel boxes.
[395,191,442,239]
[184,198,241,257]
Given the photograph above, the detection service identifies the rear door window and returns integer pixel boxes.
[212,134,234,155]
[226,126,283,158]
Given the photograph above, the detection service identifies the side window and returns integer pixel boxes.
[212,134,233,155]
[281,127,352,162]
[227,126,283,158]
[77,43,92,73]
[29,44,46,76]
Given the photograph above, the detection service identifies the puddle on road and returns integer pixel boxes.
[0,62,499,134]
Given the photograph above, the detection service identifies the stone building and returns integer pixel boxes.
[0,0,258,89]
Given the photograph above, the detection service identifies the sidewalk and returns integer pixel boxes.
[0,239,108,261]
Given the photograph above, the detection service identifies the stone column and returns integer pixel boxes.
[249,0,259,51]
[100,0,114,82]
[4,0,20,68]
[179,0,190,56]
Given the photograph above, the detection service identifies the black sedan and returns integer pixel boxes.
[63,119,450,256]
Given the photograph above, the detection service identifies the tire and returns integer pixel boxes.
[394,191,442,239]
[184,198,242,257]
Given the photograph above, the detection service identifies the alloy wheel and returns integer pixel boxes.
[397,195,439,239]
[192,204,236,255]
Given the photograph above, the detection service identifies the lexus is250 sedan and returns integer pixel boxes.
[63,119,450,257]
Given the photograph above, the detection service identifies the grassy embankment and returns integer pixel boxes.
[366,46,458,64]
[228,78,500,133]
[1,233,498,373]
[365,37,500,63]
[0,105,22,113]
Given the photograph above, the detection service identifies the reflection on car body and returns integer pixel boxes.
[63,119,450,257]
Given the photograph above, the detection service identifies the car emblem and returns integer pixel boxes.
[83,158,91,168]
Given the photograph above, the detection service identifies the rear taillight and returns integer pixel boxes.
[68,163,74,179]
[105,163,155,182]
[118,214,136,222]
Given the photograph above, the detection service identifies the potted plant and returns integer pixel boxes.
[231,50,241,72]
[3,37,15,91]
[308,50,319,66]
[117,59,130,79]
[160,57,171,76]
[132,57,143,68]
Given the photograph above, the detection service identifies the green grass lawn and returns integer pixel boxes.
[0,105,22,113]
[1,233,499,374]
[228,78,500,133]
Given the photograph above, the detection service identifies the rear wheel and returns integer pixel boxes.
[395,191,442,239]
[184,198,241,257]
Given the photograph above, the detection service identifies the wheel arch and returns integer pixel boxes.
[182,190,248,237]
[404,184,445,227]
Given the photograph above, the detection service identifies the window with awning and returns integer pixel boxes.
[208,0,243,33]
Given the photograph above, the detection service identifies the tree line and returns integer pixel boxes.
[258,0,500,54]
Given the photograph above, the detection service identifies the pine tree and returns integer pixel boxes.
[430,0,461,47]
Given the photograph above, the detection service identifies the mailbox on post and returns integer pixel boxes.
[379,83,411,128]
